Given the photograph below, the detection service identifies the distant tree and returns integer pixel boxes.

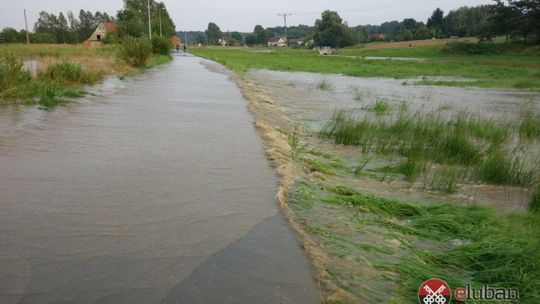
[352,25,370,43]
[427,8,445,31]
[489,0,521,43]
[230,31,243,44]
[393,26,413,41]
[443,5,494,38]
[402,18,418,31]
[0,27,23,43]
[512,0,540,43]
[414,25,431,40]
[116,0,174,39]
[205,22,222,45]
[253,25,268,45]
[313,10,356,48]
[57,12,69,43]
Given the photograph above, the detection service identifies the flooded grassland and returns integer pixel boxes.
[236,68,540,303]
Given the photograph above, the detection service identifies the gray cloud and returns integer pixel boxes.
[0,0,493,32]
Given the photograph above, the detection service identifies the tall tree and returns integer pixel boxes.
[253,25,268,44]
[427,8,445,30]
[205,22,222,45]
[313,10,356,48]
[512,0,540,43]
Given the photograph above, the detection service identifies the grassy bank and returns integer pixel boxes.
[0,44,171,107]
[190,43,540,89]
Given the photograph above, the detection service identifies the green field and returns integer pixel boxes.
[190,43,540,89]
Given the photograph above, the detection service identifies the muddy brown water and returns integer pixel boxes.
[0,54,319,304]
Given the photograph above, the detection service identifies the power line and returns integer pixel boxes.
[278,13,292,45]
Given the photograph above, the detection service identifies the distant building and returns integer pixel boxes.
[217,38,227,47]
[369,33,385,41]
[83,22,117,46]
[267,37,287,47]
[171,35,182,47]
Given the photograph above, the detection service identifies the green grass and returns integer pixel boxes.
[190,47,540,89]
[520,111,540,139]
[39,61,99,85]
[291,178,540,303]
[145,54,173,69]
[0,55,91,107]
[315,79,332,90]
[322,110,538,187]
[530,185,540,213]
[373,99,391,115]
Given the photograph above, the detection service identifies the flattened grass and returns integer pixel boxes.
[293,178,540,303]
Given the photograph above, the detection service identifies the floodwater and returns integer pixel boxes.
[0,54,319,304]
[248,70,540,128]
[247,70,540,211]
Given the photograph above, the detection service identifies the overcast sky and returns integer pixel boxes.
[0,0,494,32]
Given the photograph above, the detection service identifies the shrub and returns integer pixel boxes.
[40,61,94,85]
[0,54,31,91]
[443,42,523,55]
[151,36,172,55]
[118,36,152,67]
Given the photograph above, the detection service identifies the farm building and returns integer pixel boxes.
[171,35,182,47]
[83,22,118,46]
[268,37,287,47]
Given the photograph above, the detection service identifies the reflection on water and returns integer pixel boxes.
[0,56,318,304]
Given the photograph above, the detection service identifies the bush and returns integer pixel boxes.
[151,36,172,55]
[118,36,152,67]
[40,61,94,85]
[0,54,31,91]
[443,42,523,55]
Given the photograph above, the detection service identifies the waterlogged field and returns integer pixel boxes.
[0,44,170,107]
[190,43,540,89]
[211,48,540,302]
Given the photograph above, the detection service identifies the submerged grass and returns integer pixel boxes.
[292,178,540,303]
[322,110,538,187]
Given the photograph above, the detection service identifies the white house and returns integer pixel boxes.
[267,37,287,47]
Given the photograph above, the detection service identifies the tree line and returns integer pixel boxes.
[0,0,176,44]
[195,0,538,48]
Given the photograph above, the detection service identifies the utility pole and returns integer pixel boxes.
[24,9,30,44]
[147,0,152,39]
[159,8,163,37]
[278,13,292,46]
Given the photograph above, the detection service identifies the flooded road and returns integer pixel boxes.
[0,54,319,304]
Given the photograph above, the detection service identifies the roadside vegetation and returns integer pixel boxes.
[0,38,172,107]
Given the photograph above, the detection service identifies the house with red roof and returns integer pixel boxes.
[171,35,182,47]
[83,22,118,46]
